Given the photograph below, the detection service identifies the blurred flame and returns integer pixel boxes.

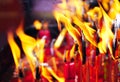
[87,7,102,21]
[54,11,81,47]
[8,32,20,69]
[65,50,70,62]
[70,44,75,59]
[16,21,37,77]
[54,48,64,60]
[101,0,110,11]
[72,16,97,47]
[41,67,52,82]
[47,67,65,82]
[33,20,42,30]
[98,5,114,59]
[54,28,67,48]
[108,0,120,19]
[35,37,45,63]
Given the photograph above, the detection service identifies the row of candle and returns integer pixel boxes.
[8,0,120,82]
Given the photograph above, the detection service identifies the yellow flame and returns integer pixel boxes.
[72,16,97,47]
[54,28,67,48]
[108,0,120,19]
[16,21,37,77]
[35,38,45,63]
[70,44,75,59]
[54,11,81,47]
[33,20,42,30]
[98,5,115,59]
[41,67,52,82]
[7,32,20,69]
[87,7,102,21]
[54,48,64,60]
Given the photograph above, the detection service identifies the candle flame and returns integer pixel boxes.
[54,28,67,48]
[7,32,20,69]
[16,21,37,77]
[98,5,115,59]
[72,16,97,47]
[54,11,81,47]
[108,0,120,19]
[87,7,102,22]
[33,20,42,30]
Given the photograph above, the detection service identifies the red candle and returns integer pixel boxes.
[38,21,51,47]
[64,61,76,82]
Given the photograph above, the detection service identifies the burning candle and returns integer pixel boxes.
[64,50,76,82]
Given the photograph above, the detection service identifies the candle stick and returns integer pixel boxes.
[74,43,82,82]
[64,50,76,82]
[18,59,24,82]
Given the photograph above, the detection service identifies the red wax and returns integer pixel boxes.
[65,32,74,50]
[64,62,76,82]
[75,54,82,82]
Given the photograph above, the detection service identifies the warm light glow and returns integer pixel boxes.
[8,32,20,69]
[33,20,42,30]
[54,28,67,48]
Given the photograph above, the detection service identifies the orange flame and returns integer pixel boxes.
[54,48,64,60]
[41,67,52,82]
[33,20,42,30]
[70,44,75,59]
[7,32,20,69]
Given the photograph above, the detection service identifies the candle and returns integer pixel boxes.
[38,21,51,47]
[64,51,76,82]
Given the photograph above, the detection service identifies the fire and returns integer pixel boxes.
[16,21,37,77]
[47,67,65,82]
[33,20,42,30]
[54,28,67,48]
[70,44,75,59]
[54,48,64,60]
[87,7,102,22]
[72,16,97,47]
[98,4,114,59]
[54,11,81,47]
[108,0,120,19]
[8,31,20,70]
[34,37,45,63]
